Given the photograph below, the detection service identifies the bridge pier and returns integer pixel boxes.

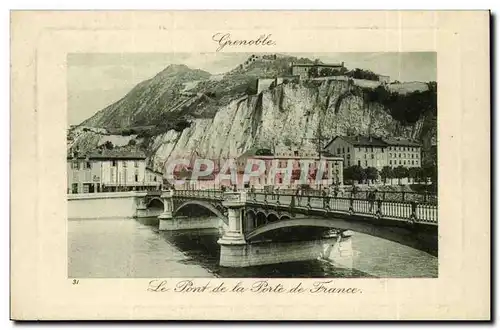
[135,195,149,218]
[158,190,175,230]
[218,191,248,267]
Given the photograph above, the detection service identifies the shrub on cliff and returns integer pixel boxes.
[362,82,437,125]
[346,68,380,81]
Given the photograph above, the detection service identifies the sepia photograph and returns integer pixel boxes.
[67,52,438,279]
[11,10,490,321]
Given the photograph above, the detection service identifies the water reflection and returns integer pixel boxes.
[68,216,437,278]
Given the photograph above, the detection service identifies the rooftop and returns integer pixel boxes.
[330,136,387,147]
[68,149,147,160]
[382,137,422,147]
[292,62,344,68]
[325,136,422,148]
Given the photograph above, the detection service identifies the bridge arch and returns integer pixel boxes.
[255,211,267,228]
[245,210,256,232]
[245,217,437,256]
[174,200,228,224]
[146,197,164,209]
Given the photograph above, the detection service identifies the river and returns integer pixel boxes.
[68,217,438,278]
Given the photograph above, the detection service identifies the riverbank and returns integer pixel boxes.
[68,191,145,219]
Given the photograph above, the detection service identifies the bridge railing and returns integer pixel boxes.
[247,192,438,224]
[253,188,437,204]
[174,189,224,200]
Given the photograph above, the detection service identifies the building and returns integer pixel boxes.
[324,135,422,170]
[235,146,344,189]
[67,149,162,194]
[383,137,422,168]
[291,62,345,79]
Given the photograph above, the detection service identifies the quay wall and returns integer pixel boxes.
[68,192,146,219]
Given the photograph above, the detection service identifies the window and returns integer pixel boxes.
[342,147,345,153]
[416,160,419,165]
[389,160,392,165]
[294,150,298,156]
[347,147,350,152]
[112,160,117,167]
[364,154,367,159]
[347,160,350,166]
[134,170,139,182]
[389,153,392,157]
[371,154,374,159]
[154,177,157,182]
[399,160,401,165]
[412,160,414,165]
[123,161,127,168]
[71,161,79,169]
[337,148,341,154]
[371,147,374,152]
[347,154,350,159]
[357,160,361,166]
[365,147,369,152]
[71,183,78,194]
[399,153,401,158]
[86,162,91,169]
[404,160,406,165]
[134,161,139,168]
[365,160,368,167]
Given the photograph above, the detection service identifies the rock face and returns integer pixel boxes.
[71,61,436,171]
[145,80,436,169]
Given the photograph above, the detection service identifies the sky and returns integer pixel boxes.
[67,52,436,126]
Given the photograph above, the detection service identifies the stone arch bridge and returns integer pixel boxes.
[137,189,438,268]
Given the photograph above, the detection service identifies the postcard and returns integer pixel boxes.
[10,11,490,320]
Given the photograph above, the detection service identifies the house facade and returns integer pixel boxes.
[67,150,162,194]
[324,136,422,170]
[291,62,345,79]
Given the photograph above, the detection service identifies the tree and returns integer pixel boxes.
[127,139,137,146]
[104,141,114,150]
[365,167,379,185]
[380,166,393,184]
[393,166,409,185]
[319,67,333,77]
[343,165,366,184]
[408,167,420,184]
[307,67,318,78]
[346,68,379,81]
[422,164,437,185]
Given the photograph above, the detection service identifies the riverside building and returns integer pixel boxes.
[67,149,163,194]
[324,135,422,170]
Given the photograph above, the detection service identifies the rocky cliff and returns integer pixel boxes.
[71,57,437,171]
[145,79,436,169]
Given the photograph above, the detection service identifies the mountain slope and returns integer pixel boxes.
[80,64,212,128]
